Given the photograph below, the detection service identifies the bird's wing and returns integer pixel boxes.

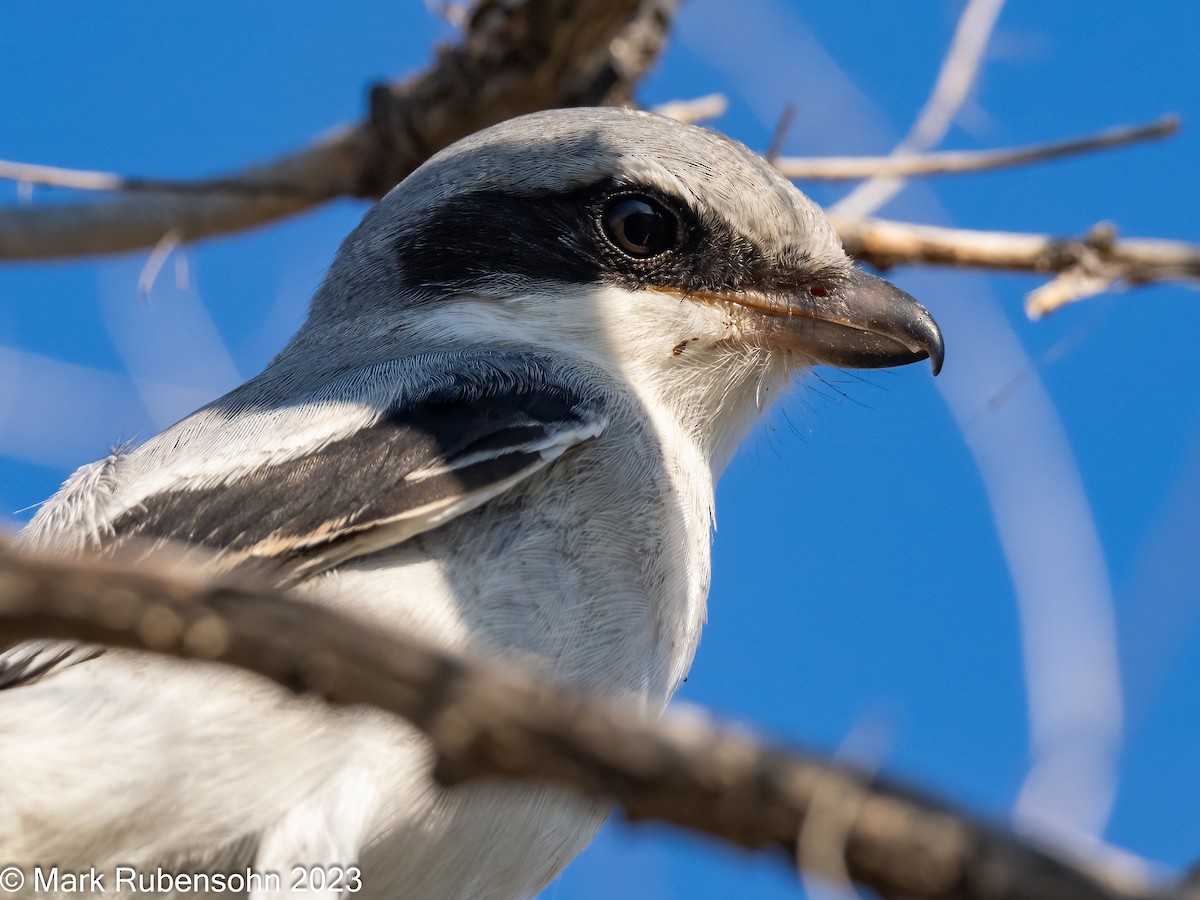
[3,354,608,687]
[106,356,609,582]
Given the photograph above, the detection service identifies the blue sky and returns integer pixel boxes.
[2,2,1198,896]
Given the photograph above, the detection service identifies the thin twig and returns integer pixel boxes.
[774,116,1178,181]
[0,543,1181,900]
[766,102,799,163]
[0,161,119,192]
[830,0,1008,217]
[652,93,729,125]
[0,161,331,197]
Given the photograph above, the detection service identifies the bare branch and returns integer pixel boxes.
[0,161,202,194]
[1025,270,1117,318]
[0,0,675,261]
[766,102,799,164]
[831,216,1200,315]
[0,160,346,197]
[830,0,1008,217]
[0,542,1185,900]
[652,93,728,124]
[775,117,1178,181]
[0,129,367,260]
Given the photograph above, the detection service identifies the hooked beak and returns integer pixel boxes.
[789,268,944,375]
[673,268,944,375]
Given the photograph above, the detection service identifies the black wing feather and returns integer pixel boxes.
[105,373,605,578]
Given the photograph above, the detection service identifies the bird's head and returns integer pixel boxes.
[303,107,943,466]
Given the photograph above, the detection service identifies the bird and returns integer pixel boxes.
[1,107,943,899]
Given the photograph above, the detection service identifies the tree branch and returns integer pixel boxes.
[774,116,1178,181]
[0,542,1185,900]
[651,93,729,125]
[0,128,368,260]
[0,0,675,261]
[831,216,1200,316]
[360,0,671,193]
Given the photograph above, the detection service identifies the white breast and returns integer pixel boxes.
[229,397,711,898]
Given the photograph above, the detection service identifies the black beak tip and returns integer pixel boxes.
[925,322,945,376]
[896,287,944,377]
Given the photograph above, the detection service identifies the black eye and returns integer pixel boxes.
[601,195,678,259]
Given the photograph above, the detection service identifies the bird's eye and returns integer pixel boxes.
[601,195,677,259]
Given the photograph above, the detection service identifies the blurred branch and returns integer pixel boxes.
[775,117,1178,181]
[0,0,675,260]
[652,93,728,124]
[0,542,1185,900]
[830,0,1008,218]
[0,127,364,261]
[831,216,1200,316]
[766,102,799,164]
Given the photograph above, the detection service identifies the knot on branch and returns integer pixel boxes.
[1028,222,1129,317]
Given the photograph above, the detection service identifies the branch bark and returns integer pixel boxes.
[831,216,1200,315]
[0,129,367,261]
[774,117,1178,181]
[0,543,1184,900]
[0,0,674,261]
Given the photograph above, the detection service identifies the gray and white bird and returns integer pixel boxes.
[1,107,942,899]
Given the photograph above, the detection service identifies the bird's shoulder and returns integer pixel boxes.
[24,350,618,577]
